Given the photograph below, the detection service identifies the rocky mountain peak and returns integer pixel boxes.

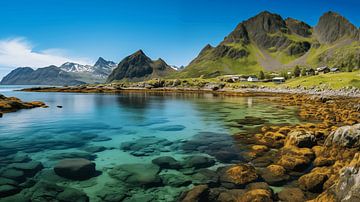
[315,11,358,43]
[244,11,288,34]
[285,18,312,37]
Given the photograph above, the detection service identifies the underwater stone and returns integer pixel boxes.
[8,161,44,177]
[49,152,97,161]
[0,169,26,183]
[0,185,20,197]
[152,156,182,170]
[182,156,216,169]
[82,146,107,153]
[54,158,96,180]
[155,125,186,131]
[108,163,161,187]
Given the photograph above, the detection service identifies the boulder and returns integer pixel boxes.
[260,164,290,186]
[325,124,360,148]
[25,181,89,202]
[298,167,331,192]
[180,185,209,202]
[218,164,258,188]
[0,169,26,183]
[182,156,215,169]
[96,183,128,202]
[0,185,20,197]
[240,189,273,202]
[277,187,305,202]
[160,172,192,187]
[108,163,161,187]
[54,158,96,180]
[152,156,182,169]
[284,129,316,148]
[82,146,106,153]
[8,161,43,177]
[276,146,315,171]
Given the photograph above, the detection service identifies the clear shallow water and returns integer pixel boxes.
[0,86,304,201]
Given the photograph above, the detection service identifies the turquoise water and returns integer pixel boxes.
[0,86,303,201]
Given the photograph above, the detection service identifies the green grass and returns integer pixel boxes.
[282,71,360,89]
[176,44,264,78]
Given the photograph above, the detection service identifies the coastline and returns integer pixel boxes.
[0,94,47,117]
[6,84,360,201]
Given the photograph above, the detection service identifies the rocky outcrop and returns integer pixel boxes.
[284,129,317,148]
[0,94,47,116]
[285,18,312,37]
[107,50,175,82]
[314,11,359,43]
[218,164,258,188]
[324,124,360,148]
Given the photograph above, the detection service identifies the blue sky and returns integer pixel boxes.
[0,0,359,77]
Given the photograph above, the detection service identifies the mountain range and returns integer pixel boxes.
[0,57,116,85]
[179,11,360,78]
[1,11,359,85]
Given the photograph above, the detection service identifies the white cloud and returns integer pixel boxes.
[0,37,92,69]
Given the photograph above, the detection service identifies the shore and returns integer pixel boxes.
[20,81,360,98]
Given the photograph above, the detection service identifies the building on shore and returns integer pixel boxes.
[316,66,330,74]
[272,77,286,84]
[247,75,258,82]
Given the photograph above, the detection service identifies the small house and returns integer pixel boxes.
[272,77,286,84]
[306,68,315,76]
[330,68,340,73]
[247,75,258,82]
[316,66,330,74]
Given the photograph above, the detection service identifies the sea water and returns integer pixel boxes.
[0,86,303,201]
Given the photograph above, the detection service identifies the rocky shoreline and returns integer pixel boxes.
[0,94,47,118]
[5,84,360,201]
[20,80,360,98]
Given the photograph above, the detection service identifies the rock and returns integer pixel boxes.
[191,169,218,185]
[152,156,182,169]
[218,164,258,188]
[49,152,96,161]
[0,169,26,182]
[82,146,106,153]
[160,172,192,187]
[0,185,20,197]
[8,161,43,177]
[180,185,209,202]
[259,131,286,148]
[155,125,186,131]
[232,116,267,126]
[96,183,128,202]
[325,124,360,148]
[217,189,246,202]
[120,136,172,156]
[261,164,290,186]
[25,181,89,202]
[298,167,331,192]
[0,177,18,186]
[284,129,316,148]
[276,146,315,171]
[182,156,215,169]
[245,182,271,191]
[108,163,161,187]
[54,158,96,180]
[240,189,273,202]
[277,187,305,202]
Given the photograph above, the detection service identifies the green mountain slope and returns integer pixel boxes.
[178,11,360,78]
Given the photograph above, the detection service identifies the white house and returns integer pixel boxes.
[247,75,258,82]
[272,77,286,84]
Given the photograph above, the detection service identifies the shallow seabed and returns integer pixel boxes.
[0,87,305,201]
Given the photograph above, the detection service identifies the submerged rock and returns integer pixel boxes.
[96,183,128,202]
[218,164,258,188]
[108,163,161,187]
[54,158,96,180]
[182,156,215,169]
[277,187,305,202]
[260,164,290,186]
[23,181,89,202]
[120,136,173,156]
[152,156,182,169]
[276,146,315,171]
[8,161,43,177]
[0,185,20,198]
[180,185,209,202]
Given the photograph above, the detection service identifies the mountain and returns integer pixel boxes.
[1,57,117,85]
[0,66,85,85]
[180,11,360,78]
[107,50,175,82]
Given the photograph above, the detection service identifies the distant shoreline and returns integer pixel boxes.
[20,85,360,98]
